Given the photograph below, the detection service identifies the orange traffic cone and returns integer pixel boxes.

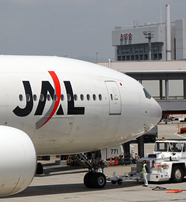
[114,156,118,166]
[109,157,113,166]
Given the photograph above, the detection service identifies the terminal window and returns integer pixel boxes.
[117,43,163,61]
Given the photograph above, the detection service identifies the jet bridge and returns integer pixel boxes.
[126,71,186,115]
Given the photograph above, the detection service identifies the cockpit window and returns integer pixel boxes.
[143,88,151,99]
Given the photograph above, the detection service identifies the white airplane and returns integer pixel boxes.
[0,55,161,197]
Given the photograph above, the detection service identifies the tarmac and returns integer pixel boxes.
[3,121,186,202]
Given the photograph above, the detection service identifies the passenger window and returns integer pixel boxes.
[40,94,44,101]
[80,94,84,101]
[93,94,96,101]
[33,94,37,101]
[47,94,51,101]
[74,94,78,101]
[67,94,71,101]
[61,94,64,101]
[99,94,102,101]
[54,94,58,101]
[19,94,23,101]
[26,94,30,102]
[87,94,90,101]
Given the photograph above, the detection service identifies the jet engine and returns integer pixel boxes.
[0,126,36,197]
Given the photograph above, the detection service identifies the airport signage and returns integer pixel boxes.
[120,33,132,41]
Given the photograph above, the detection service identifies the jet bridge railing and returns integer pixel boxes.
[157,99,186,114]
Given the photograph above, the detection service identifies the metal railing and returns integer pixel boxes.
[154,96,186,100]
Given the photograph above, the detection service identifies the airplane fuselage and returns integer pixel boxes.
[0,55,161,155]
[0,55,162,197]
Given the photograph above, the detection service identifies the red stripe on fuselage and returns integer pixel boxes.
[38,71,61,128]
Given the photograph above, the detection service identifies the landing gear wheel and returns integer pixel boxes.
[84,172,94,188]
[36,162,43,174]
[111,180,117,184]
[117,179,122,185]
[91,173,106,188]
[171,166,184,183]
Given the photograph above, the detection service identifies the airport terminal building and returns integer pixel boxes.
[112,18,186,61]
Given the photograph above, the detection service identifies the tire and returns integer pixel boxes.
[117,179,122,185]
[111,180,117,185]
[84,172,94,188]
[36,162,43,174]
[91,173,106,188]
[171,166,184,183]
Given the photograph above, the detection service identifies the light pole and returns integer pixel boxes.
[95,52,98,63]
[143,31,154,60]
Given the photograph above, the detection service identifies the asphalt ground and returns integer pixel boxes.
[3,122,186,202]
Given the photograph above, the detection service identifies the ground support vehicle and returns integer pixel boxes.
[107,169,143,185]
[138,139,186,183]
[107,139,186,184]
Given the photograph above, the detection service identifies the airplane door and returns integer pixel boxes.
[105,81,121,115]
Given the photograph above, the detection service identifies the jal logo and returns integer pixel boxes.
[13,71,85,129]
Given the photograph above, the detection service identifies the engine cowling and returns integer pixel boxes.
[0,126,36,197]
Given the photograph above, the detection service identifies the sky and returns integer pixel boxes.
[0,0,186,63]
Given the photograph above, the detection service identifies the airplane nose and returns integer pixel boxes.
[143,98,162,134]
[151,98,162,126]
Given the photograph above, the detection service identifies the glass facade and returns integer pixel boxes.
[117,43,163,61]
